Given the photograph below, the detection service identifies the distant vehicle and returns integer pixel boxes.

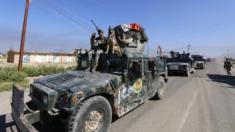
[191,55,206,69]
[11,24,168,132]
[206,58,212,62]
[167,51,194,76]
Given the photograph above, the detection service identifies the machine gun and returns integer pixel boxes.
[91,19,101,32]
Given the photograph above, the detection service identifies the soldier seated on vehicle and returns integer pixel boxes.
[88,29,108,72]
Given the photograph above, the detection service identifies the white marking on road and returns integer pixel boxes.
[177,86,199,132]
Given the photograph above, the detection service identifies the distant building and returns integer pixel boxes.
[7,50,78,64]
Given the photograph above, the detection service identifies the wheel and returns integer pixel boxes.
[164,77,169,83]
[164,71,169,82]
[68,96,112,132]
[167,70,172,76]
[153,76,166,100]
[186,68,190,77]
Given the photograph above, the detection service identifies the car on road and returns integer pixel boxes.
[11,53,168,132]
[167,51,194,76]
[11,23,168,132]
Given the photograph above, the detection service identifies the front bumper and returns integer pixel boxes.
[167,64,187,71]
[11,85,40,132]
[195,62,204,69]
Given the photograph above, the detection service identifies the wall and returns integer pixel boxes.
[8,52,77,64]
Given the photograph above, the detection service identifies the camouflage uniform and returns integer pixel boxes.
[88,29,107,71]
[224,59,233,70]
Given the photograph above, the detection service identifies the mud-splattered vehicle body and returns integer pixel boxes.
[11,53,167,132]
[11,23,167,132]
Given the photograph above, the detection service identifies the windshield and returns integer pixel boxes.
[97,54,127,74]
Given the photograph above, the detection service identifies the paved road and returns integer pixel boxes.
[1,60,235,132]
[109,60,235,132]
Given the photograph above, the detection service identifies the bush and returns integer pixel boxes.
[23,65,66,76]
[0,65,74,91]
[9,72,27,82]
[0,70,8,81]
[0,65,73,81]
[0,80,29,92]
[23,66,42,77]
[0,69,27,82]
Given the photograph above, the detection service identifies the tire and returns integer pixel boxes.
[164,77,169,83]
[153,76,166,100]
[164,71,169,82]
[68,96,112,132]
[167,70,171,76]
[185,68,190,77]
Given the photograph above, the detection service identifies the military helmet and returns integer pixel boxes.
[98,29,103,34]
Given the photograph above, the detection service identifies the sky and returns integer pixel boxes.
[0,0,235,57]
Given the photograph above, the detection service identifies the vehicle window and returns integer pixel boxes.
[77,55,89,70]
[128,61,141,83]
[97,54,127,73]
[148,61,155,71]
[81,60,88,68]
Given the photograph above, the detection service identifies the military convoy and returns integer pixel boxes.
[11,23,168,132]
[167,51,194,76]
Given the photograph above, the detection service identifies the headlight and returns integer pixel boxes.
[43,95,48,106]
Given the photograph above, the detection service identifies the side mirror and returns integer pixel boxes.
[122,70,128,83]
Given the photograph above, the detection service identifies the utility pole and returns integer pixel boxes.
[187,42,191,53]
[18,0,31,71]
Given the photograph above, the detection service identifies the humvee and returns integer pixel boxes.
[11,24,167,132]
[167,51,194,76]
[11,53,167,132]
[191,55,206,69]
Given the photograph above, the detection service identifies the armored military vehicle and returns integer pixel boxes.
[167,51,194,76]
[191,55,206,69]
[11,23,167,132]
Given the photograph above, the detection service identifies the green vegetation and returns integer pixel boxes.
[0,65,76,92]
[232,60,235,64]
[23,65,66,77]
[0,68,26,81]
[0,80,28,92]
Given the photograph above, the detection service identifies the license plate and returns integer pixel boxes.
[170,65,179,70]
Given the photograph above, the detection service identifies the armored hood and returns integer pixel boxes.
[34,71,122,93]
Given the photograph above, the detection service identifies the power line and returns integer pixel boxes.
[41,0,94,32]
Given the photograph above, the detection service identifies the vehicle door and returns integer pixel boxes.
[117,59,146,114]
[144,59,156,98]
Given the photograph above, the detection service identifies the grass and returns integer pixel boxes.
[0,80,29,92]
[0,70,27,82]
[23,65,66,76]
[0,65,76,92]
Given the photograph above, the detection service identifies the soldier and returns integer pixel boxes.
[88,29,108,72]
[224,58,233,76]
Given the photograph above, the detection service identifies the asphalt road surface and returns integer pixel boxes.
[1,60,235,132]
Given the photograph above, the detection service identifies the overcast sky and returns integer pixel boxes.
[0,0,235,57]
